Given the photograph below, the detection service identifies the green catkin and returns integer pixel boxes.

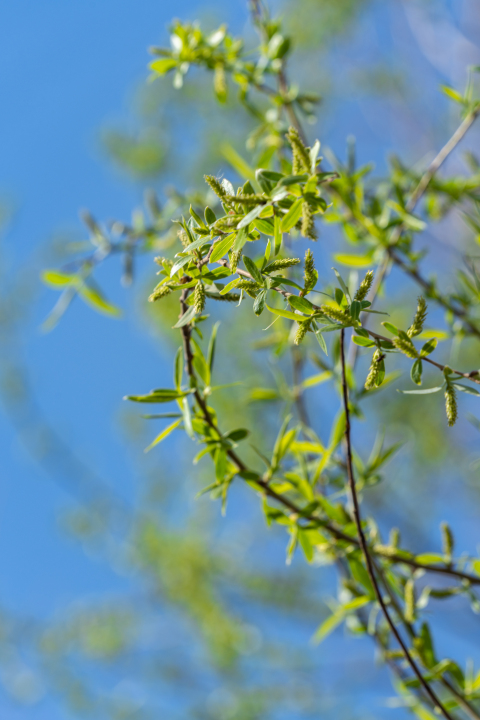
[303,248,318,293]
[354,270,374,302]
[193,281,206,314]
[230,250,241,273]
[148,283,172,303]
[301,201,317,240]
[265,258,301,271]
[204,174,228,202]
[389,527,400,549]
[214,63,227,101]
[286,126,310,174]
[404,579,415,623]
[236,279,260,298]
[178,229,191,248]
[441,522,454,558]
[444,383,458,427]
[294,319,311,345]
[407,296,428,338]
[393,335,418,359]
[227,194,266,205]
[154,256,173,273]
[320,304,351,324]
[205,291,240,302]
[364,349,382,390]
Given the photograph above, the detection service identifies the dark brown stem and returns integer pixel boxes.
[339,328,455,720]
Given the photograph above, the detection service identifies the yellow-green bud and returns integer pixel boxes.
[404,579,415,624]
[407,297,427,338]
[230,250,241,273]
[303,248,317,294]
[320,304,351,324]
[294,319,311,345]
[266,258,301,271]
[393,335,418,359]
[286,126,310,174]
[444,383,458,427]
[148,283,172,303]
[301,202,317,240]
[354,270,374,302]
[364,349,383,390]
[440,522,454,559]
[193,281,206,314]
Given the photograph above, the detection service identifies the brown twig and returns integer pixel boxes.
[339,328,455,720]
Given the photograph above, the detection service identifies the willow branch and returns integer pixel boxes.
[339,329,455,720]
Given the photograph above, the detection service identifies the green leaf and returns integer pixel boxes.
[207,321,220,372]
[210,233,236,263]
[174,347,183,391]
[333,253,373,268]
[233,226,248,253]
[313,323,328,355]
[243,255,265,286]
[288,295,314,314]
[313,596,370,644]
[237,204,266,229]
[144,418,182,453]
[221,142,256,182]
[170,255,193,277]
[399,386,443,395]
[351,336,375,347]
[125,389,194,403]
[415,553,444,564]
[420,338,438,357]
[41,270,75,287]
[274,214,282,256]
[255,217,275,235]
[172,304,197,329]
[253,289,267,316]
[280,198,303,233]
[150,58,177,74]
[204,206,217,225]
[78,285,122,317]
[411,358,423,386]
[453,383,480,396]
[441,85,465,104]
[332,267,351,300]
[382,322,400,336]
[265,303,301,321]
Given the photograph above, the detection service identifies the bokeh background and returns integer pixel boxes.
[1,1,480,718]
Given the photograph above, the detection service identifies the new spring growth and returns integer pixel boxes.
[148,283,172,302]
[441,522,454,560]
[320,305,352,325]
[230,250,241,273]
[444,382,458,427]
[389,527,400,549]
[364,349,383,390]
[407,297,427,338]
[286,126,310,174]
[354,270,374,302]
[266,257,301,271]
[193,281,206,314]
[303,248,318,294]
[236,279,260,298]
[302,201,317,241]
[204,174,229,203]
[294,319,311,345]
[393,334,418,359]
[404,579,416,624]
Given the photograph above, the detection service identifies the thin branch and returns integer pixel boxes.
[339,329,455,720]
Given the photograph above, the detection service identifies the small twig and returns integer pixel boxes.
[339,328,455,720]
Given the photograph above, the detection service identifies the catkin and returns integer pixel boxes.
[444,383,458,427]
[286,126,311,174]
[301,202,317,240]
[440,522,454,558]
[294,320,311,345]
[320,304,351,324]
[407,297,427,338]
[148,284,172,303]
[303,248,318,293]
[354,270,374,302]
[230,250,241,273]
[266,258,301,271]
[236,279,260,298]
[204,174,228,202]
[404,579,415,623]
[193,281,206,314]
[364,349,382,390]
[393,335,418,359]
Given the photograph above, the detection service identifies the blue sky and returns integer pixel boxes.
[1,1,480,718]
